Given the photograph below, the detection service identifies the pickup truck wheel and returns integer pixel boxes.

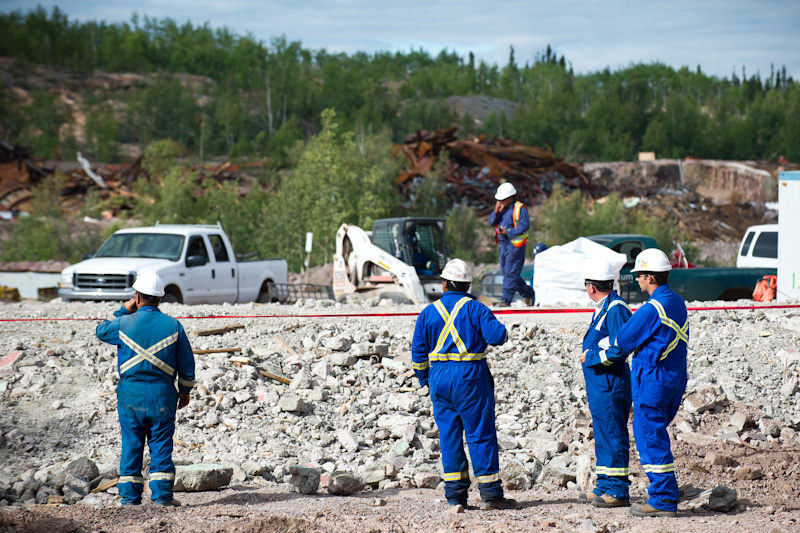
[162,289,182,304]
[257,282,271,303]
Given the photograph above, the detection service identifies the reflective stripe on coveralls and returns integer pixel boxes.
[648,300,689,360]
[429,297,485,362]
[119,331,178,375]
[510,202,528,248]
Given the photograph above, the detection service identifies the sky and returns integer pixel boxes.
[2,0,799,80]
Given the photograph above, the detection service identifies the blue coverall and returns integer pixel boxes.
[488,201,534,304]
[412,291,508,505]
[96,305,195,505]
[610,284,688,513]
[581,291,632,501]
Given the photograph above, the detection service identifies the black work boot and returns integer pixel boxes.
[479,497,518,510]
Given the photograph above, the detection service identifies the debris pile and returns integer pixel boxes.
[0,299,798,512]
[396,127,589,216]
[0,141,267,217]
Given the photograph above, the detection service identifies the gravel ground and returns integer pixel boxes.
[1,296,799,532]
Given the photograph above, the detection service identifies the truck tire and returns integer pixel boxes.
[257,281,272,303]
[717,289,752,302]
[162,287,182,304]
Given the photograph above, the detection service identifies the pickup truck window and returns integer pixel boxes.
[752,231,778,258]
[208,234,230,262]
[739,231,755,256]
[612,241,644,267]
[187,236,210,263]
[94,233,184,261]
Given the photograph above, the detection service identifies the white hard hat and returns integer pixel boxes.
[631,248,672,273]
[495,182,517,200]
[132,271,166,297]
[583,260,615,281]
[441,259,473,282]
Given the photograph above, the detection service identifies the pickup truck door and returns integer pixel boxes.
[206,233,238,303]
[183,235,216,304]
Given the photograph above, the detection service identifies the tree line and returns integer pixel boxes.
[1,5,798,164]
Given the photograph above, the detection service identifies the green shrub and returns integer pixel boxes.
[535,184,682,252]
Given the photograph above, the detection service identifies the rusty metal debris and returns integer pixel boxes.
[395,127,589,216]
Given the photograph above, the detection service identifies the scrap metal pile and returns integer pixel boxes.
[396,127,589,216]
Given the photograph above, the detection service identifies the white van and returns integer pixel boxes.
[736,224,778,268]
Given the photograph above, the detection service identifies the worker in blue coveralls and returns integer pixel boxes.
[609,249,688,518]
[488,182,534,307]
[96,271,195,507]
[577,260,632,508]
[412,259,518,511]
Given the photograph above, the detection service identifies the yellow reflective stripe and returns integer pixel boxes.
[429,353,485,362]
[476,473,500,483]
[412,361,430,370]
[599,350,612,366]
[432,300,451,353]
[596,466,630,476]
[119,331,178,376]
[119,353,145,374]
[647,300,688,361]
[610,300,631,313]
[429,297,471,358]
[443,471,470,481]
[178,377,195,388]
[119,476,145,484]
[149,472,175,481]
[642,463,674,473]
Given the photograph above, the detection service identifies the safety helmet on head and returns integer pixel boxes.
[132,271,165,297]
[532,242,548,256]
[583,260,615,282]
[406,233,418,246]
[495,182,517,200]
[441,259,473,283]
[631,248,672,273]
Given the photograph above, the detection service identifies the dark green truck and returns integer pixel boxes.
[480,234,777,304]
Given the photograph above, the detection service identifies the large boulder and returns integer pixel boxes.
[174,464,233,492]
[53,457,99,491]
[287,465,320,495]
[327,471,365,496]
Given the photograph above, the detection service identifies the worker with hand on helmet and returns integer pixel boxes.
[577,260,633,508]
[488,182,535,307]
[411,259,518,511]
[96,272,195,508]
[609,249,689,518]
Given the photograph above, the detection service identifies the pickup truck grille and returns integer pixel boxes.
[73,273,134,290]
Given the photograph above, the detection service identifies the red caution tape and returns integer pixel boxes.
[0,304,798,322]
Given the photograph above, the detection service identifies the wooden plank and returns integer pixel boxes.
[273,336,299,357]
[90,478,118,493]
[194,347,242,355]
[194,324,245,337]
[257,369,290,385]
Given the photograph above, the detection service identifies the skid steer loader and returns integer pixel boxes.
[333,218,449,304]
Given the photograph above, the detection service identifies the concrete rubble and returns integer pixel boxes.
[0,298,798,514]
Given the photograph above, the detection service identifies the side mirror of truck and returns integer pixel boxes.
[81,253,93,260]
[186,255,208,267]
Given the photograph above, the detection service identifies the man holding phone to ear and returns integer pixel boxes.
[96,271,195,507]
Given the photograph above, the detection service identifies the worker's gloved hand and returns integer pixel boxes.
[177,393,190,409]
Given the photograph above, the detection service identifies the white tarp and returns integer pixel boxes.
[533,237,627,306]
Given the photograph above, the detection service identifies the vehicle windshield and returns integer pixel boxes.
[94,233,184,261]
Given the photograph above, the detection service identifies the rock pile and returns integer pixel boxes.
[0,298,799,510]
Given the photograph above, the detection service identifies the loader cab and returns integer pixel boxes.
[370,218,448,277]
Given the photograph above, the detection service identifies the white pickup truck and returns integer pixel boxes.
[58,223,288,304]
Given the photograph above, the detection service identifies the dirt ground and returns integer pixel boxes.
[1,416,798,532]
